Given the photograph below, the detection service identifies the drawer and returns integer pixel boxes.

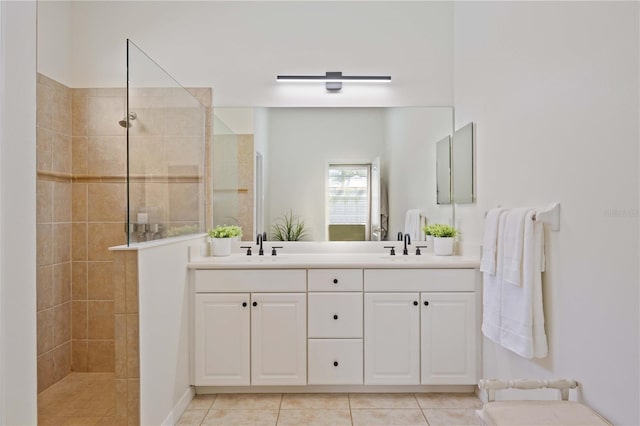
[364,269,475,292]
[308,269,363,291]
[308,293,362,338]
[308,339,363,385]
[194,269,306,292]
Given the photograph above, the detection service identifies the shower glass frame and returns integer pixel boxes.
[125,39,208,245]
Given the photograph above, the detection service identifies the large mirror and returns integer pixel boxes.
[436,135,451,205]
[213,107,455,241]
[452,122,474,204]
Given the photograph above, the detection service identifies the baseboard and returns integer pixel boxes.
[195,384,476,394]
[161,386,196,426]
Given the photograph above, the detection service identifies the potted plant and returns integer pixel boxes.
[208,225,242,256]
[422,224,436,252]
[430,224,458,256]
[271,209,306,241]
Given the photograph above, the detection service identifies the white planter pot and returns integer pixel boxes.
[425,235,434,253]
[433,237,454,256]
[211,237,232,257]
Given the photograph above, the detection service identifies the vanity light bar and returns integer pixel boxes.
[276,71,391,91]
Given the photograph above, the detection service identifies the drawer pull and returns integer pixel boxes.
[252,301,258,307]
[413,301,418,306]
[333,361,339,367]
[242,302,247,307]
[333,278,338,284]
[424,301,429,306]
[333,314,338,320]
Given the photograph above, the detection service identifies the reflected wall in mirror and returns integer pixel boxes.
[213,107,454,241]
[436,135,451,205]
[452,122,474,204]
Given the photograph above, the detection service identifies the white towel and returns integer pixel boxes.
[502,207,534,286]
[480,208,507,275]
[481,211,508,345]
[404,209,423,242]
[498,210,548,359]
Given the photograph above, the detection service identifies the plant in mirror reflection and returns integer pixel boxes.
[271,209,306,241]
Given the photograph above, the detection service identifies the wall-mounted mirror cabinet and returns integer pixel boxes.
[452,122,474,204]
[436,135,451,205]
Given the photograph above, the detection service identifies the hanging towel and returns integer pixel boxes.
[404,209,423,241]
[480,208,506,275]
[481,211,508,345]
[502,207,534,286]
[498,210,548,359]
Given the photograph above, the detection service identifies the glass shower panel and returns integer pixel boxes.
[126,39,206,244]
[212,114,240,229]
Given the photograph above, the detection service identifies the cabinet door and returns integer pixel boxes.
[194,293,250,386]
[251,293,307,385]
[421,292,476,384]
[364,293,420,384]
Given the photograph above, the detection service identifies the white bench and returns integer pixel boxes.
[477,379,611,426]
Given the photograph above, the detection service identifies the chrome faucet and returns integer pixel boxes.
[256,233,265,255]
[403,233,411,255]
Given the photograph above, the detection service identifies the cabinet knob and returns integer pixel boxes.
[242,302,247,307]
[333,278,338,284]
[413,301,418,306]
[424,301,429,306]
[252,301,257,307]
[333,361,339,367]
[333,314,338,320]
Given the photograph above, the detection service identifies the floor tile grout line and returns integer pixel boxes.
[348,392,354,426]
[415,392,431,425]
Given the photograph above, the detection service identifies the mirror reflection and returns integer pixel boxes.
[452,122,474,204]
[436,135,451,205]
[213,107,454,241]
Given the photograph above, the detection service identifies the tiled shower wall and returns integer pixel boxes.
[36,74,73,392]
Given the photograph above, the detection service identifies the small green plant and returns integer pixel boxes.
[422,224,436,236]
[208,224,242,239]
[271,210,306,241]
[429,224,458,238]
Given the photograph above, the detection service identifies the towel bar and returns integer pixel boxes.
[484,203,560,232]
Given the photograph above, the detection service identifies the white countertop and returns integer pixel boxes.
[188,252,480,269]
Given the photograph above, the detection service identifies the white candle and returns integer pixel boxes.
[137,212,148,224]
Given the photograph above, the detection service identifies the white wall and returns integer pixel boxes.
[62,1,453,107]
[136,236,204,425]
[266,108,385,240]
[37,0,72,86]
[0,1,38,424]
[453,2,639,425]
[384,108,453,237]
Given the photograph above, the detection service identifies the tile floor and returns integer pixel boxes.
[38,372,116,425]
[177,393,483,426]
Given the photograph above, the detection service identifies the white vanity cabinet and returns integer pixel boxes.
[193,270,307,386]
[364,269,477,386]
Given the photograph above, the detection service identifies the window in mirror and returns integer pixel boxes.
[436,136,452,205]
[327,164,370,241]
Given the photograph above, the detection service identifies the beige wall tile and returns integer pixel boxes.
[115,379,128,419]
[88,261,114,300]
[53,223,71,264]
[52,181,71,223]
[88,341,115,372]
[72,301,88,339]
[165,137,203,175]
[37,180,53,224]
[88,136,126,177]
[88,223,125,261]
[72,137,89,175]
[126,314,139,378]
[37,265,54,311]
[128,107,164,136]
[165,108,204,137]
[38,223,54,267]
[53,341,72,382]
[37,128,53,172]
[128,182,169,224]
[168,183,201,222]
[52,84,71,135]
[53,302,72,347]
[128,136,166,176]
[52,132,72,175]
[88,183,126,222]
[114,314,127,379]
[124,252,138,313]
[88,96,125,137]
[53,262,72,305]
[88,301,114,339]
[96,88,126,97]
[37,82,54,131]
[72,223,88,261]
[72,262,88,300]
[38,352,55,393]
[37,309,54,355]
[72,340,88,372]
[72,182,88,222]
[72,93,88,137]
[127,379,139,426]
[113,253,126,314]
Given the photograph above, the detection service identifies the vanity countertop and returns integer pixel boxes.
[188,253,480,269]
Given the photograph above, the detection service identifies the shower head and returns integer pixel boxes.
[119,112,137,128]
